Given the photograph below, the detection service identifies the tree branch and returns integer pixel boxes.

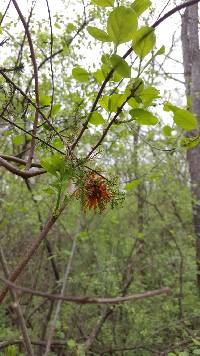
[0,277,171,304]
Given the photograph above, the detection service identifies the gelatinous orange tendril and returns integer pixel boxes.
[79,173,112,211]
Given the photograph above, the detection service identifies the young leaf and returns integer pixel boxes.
[131,0,151,16]
[40,154,66,176]
[173,109,198,131]
[40,95,51,106]
[99,95,109,111]
[72,67,90,82]
[163,125,172,137]
[108,94,127,112]
[130,108,159,125]
[107,6,138,45]
[132,26,156,59]
[91,0,114,6]
[89,112,105,125]
[126,78,144,98]
[93,69,104,83]
[110,54,131,78]
[164,102,198,131]
[140,86,160,107]
[87,26,111,42]
[52,138,64,149]
[180,136,200,149]
[128,97,139,108]
[156,45,165,55]
[48,104,61,117]
[125,179,141,191]
[12,134,24,145]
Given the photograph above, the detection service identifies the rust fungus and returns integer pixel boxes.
[81,173,112,211]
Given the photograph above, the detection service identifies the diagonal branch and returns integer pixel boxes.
[0,156,45,178]
[0,202,68,304]
[12,0,40,169]
[0,247,34,356]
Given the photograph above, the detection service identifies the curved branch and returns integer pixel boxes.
[0,277,171,304]
[0,154,42,168]
[0,202,68,304]
[0,157,45,178]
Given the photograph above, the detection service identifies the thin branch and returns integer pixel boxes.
[0,154,41,168]
[0,70,65,144]
[0,277,171,304]
[12,0,40,169]
[0,156,45,178]
[44,237,77,355]
[0,201,68,304]
[45,0,54,119]
[1,115,65,155]
[0,0,12,27]
[0,247,34,356]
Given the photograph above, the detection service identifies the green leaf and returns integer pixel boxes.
[72,67,90,82]
[40,154,66,176]
[163,125,172,137]
[163,102,177,112]
[110,54,131,78]
[51,104,61,115]
[101,53,110,64]
[192,339,200,347]
[5,346,17,356]
[52,138,64,149]
[99,95,109,111]
[89,112,105,125]
[47,104,61,117]
[180,136,200,149]
[132,26,156,58]
[67,339,77,349]
[131,0,151,15]
[174,109,198,130]
[12,134,24,145]
[156,45,165,55]
[128,97,139,108]
[66,23,76,32]
[87,26,111,42]
[91,0,114,6]
[140,86,160,107]
[40,95,51,106]
[108,94,127,112]
[93,69,104,83]
[125,179,141,191]
[164,103,198,131]
[193,349,200,355]
[107,6,138,45]
[127,78,144,98]
[130,108,159,125]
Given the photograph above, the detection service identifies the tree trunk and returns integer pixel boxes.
[181,3,200,293]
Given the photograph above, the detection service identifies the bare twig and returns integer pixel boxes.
[12,0,40,169]
[0,247,34,356]
[44,237,77,355]
[0,201,68,304]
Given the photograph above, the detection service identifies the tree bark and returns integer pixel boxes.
[181,3,200,292]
